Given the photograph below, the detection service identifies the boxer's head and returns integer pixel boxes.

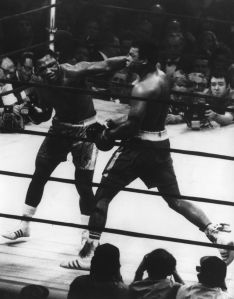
[36,50,60,83]
[126,40,158,73]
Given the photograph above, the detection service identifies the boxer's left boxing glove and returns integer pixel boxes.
[86,122,115,151]
[96,128,115,151]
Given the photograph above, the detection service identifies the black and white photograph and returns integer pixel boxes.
[0,0,234,298]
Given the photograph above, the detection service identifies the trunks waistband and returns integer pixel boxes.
[53,116,96,128]
[135,129,168,141]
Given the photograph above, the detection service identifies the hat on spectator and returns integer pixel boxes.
[196,256,227,290]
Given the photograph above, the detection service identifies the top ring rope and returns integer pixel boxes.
[1,79,234,113]
[0,212,233,251]
[80,1,234,27]
[0,40,55,59]
[0,3,60,23]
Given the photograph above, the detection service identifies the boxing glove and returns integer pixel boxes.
[86,122,115,151]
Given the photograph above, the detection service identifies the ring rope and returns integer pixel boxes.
[0,40,55,59]
[0,86,28,97]
[80,1,234,27]
[0,212,233,251]
[6,128,234,162]
[0,0,232,29]
[1,169,234,207]
[1,79,234,113]
[0,3,60,23]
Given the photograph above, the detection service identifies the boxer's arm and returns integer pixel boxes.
[106,85,147,140]
[60,56,127,78]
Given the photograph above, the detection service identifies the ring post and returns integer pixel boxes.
[49,0,56,51]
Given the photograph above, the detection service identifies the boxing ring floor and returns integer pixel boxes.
[0,100,234,298]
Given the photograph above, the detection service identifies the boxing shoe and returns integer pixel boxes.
[60,239,99,270]
[205,223,234,265]
[2,225,30,240]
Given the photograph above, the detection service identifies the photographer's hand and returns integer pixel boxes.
[205,109,217,121]
[13,104,23,116]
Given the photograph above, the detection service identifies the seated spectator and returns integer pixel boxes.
[19,284,49,299]
[129,248,184,299]
[67,243,128,299]
[191,51,211,80]
[183,72,209,129]
[0,56,16,81]
[16,52,34,82]
[205,70,234,126]
[15,52,43,124]
[166,70,189,125]
[0,60,24,132]
[0,67,17,107]
[176,256,233,299]
[109,68,138,103]
[197,30,219,58]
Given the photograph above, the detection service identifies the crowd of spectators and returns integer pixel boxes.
[0,244,233,298]
[1,0,234,132]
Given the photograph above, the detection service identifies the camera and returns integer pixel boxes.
[183,100,210,130]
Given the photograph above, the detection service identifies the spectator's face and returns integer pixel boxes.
[37,55,59,82]
[126,47,141,71]
[189,72,208,93]
[194,58,210,76]
[110,71,128,96]
[85,21,99,40]
[173,71,189,92]
[1,57,16,80]
[19,57,33,81]
[210,77,227,97]
[166,35,184,59]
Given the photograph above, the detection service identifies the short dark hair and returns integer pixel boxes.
[145,248,176,279]
[38,49,58,60]
[19,284,49,299]
[90,243,121,282]
[209,69,228,85]
[131,40,158,67]
[197,256,227,289]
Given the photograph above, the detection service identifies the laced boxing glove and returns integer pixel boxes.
[86,122,115,151]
